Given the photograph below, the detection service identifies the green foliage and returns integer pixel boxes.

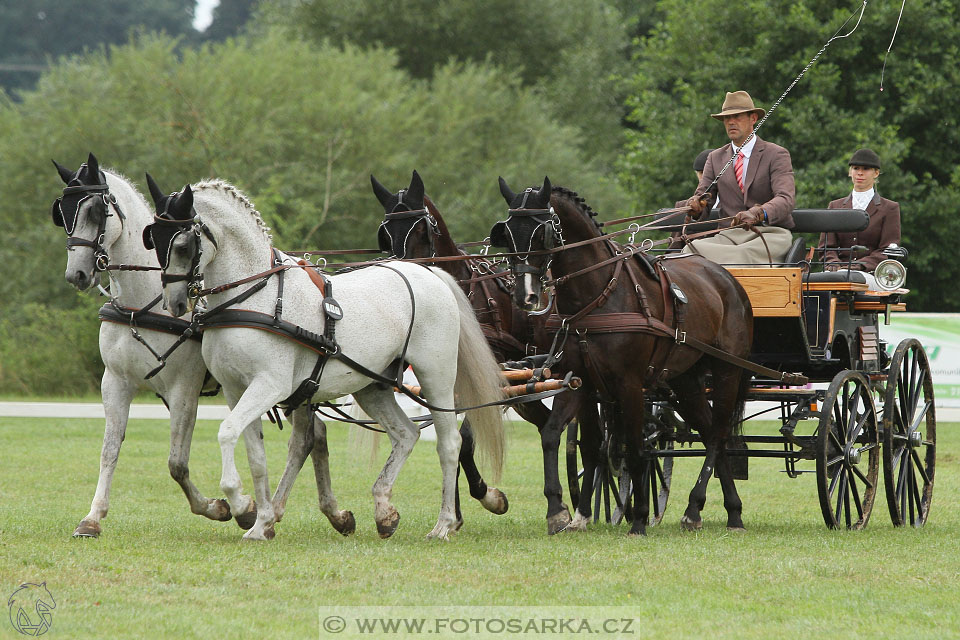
[619,0,960,310]
[0,27,629,392]
[0,299,103,395]
[262,0,631,166]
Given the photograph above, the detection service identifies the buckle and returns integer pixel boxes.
[675,329,686,343]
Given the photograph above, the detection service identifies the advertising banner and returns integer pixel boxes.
[883,313,960,407]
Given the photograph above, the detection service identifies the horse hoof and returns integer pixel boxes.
[210,498,232,522]
[452,518,464,532]
[235,501,258,530]
[332,511,356,536]
[263,524,276,540]
[376,508,400,539]
[480,488,509,515]
[565,513,589,533]
[680,515,703,532]
[726,526,746,533]
[546,508,571,535]
[72,520,101,538]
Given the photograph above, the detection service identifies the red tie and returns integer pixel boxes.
[735,153,744,192]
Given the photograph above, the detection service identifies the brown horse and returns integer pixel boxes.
[372,171,600,534]
[490,176,754,535]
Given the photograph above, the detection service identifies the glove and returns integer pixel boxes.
[685,194,712,220]
[733,205,764,227]
[824,262,840,272]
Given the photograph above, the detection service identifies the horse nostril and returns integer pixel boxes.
[524,293,539,307]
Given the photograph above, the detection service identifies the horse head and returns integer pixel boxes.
[51,152,120,290]
[489,176,559,310]
[143,173,211,318]
[371,170,438,259]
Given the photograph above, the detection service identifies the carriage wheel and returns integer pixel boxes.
[816,370,880,530]
[882,339,936,527]
[619,404,675,527]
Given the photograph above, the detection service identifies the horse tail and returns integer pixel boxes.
[730,370,752,437]
[431,268,506,482]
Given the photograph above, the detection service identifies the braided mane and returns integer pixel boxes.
[551,185,602,231]
[193,179,273,241]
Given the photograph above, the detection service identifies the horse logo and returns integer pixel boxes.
[7,582,56,636]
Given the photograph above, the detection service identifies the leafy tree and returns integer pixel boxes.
[0,29,629,391]
[0,0,195,94]
[618,0,960,311]
[258,0,632,167]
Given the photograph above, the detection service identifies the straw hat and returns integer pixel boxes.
[711,91,766,121]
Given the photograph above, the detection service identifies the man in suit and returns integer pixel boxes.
[820,148,901,282]
[682,91,796,264]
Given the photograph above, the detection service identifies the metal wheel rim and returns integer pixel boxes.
[882,338,936,527]
[816,370,880,530]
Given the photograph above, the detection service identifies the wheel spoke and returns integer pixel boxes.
[907,455,917,525]
[850,471,864,520]
[910,447,932,486]
[835,470,848,523]
[909,400,931,433]
[849,461,874,489]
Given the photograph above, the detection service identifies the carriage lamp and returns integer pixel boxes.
[874,259,907,291]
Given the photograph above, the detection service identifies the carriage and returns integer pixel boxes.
[568,207,934,531]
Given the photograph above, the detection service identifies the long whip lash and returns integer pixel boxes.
[880,0,907,92]
[709,1,868,187]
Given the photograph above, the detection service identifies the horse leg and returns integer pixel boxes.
[216,384,276,540]
[541,392,584,535]
[567,401,601,532]
[617,391,655,536]
[240,420,277,541]
[427,407,463,540]
[668,370,715,531]
[272,407,355,535]
[353,385,419,539]
[709,363,749,531]
[270,405,314,523]
[308,414,356,535]
[458,418,508,517]
[165,388,231,522]
[73,369,135,538]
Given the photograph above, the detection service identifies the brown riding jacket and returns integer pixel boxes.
[819,192,901,271]
[693,138,796,228]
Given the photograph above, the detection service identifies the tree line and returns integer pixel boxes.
[1,0,957,394]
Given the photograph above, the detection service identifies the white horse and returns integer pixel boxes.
[51,154,344,537]
[143,177,505,541]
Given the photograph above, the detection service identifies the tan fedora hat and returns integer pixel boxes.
[711,91,766,120]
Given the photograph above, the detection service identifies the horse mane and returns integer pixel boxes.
[192,179,273,241]
[103,168,153,217]
[551,185,602,232]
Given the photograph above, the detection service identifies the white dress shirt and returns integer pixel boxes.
[851,187,875,211]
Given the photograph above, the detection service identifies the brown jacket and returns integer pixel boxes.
[693,138,796,229]
[819,192,901,271]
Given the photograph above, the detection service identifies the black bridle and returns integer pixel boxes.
[143,208,216,299]
[490,196,563,282]
[376,187,440,258]
[52,176,125,272]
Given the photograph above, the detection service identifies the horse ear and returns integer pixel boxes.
[539,176,552,207]
[408,170,425,205]
[145,173,166,209]
[498,177,516,205]
[370,174,393,208]
[86,153,100,177]
[52,160,74,184]
[171,184,194,219]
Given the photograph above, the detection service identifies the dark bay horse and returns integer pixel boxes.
[490,176,754,535]
[372,170,600,534]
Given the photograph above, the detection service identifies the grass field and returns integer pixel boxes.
[1,413,958,639]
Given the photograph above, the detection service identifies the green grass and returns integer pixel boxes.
[1,416,958,639]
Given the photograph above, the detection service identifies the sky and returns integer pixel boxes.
[193,0,220,31]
